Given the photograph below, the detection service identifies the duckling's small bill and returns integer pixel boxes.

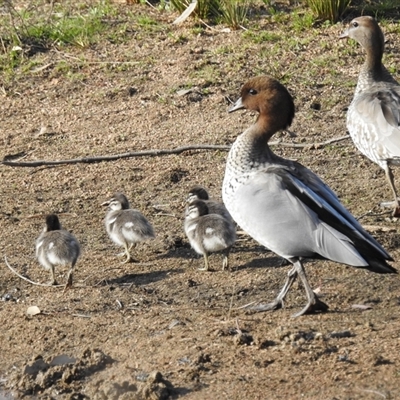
[104,192,155,263]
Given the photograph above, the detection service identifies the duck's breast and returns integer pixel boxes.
[348,87,400,167]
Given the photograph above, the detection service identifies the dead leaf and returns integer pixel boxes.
[173,1,197,25]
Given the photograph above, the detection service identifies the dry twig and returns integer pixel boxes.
[1,136,349,168]
[4,256,64,287]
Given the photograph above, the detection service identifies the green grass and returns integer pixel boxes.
[218,0,250,29]
[305,0,351,23]
[292,11,315,32]
[5,1,115,48]
[243,30,281,44]
[170,0,250,28]
[1,0,399,89]
[136,16,158,27]
[0,1,117,75]
[23,14,105,47]
[357,0,400,18]
[170,0,220,19]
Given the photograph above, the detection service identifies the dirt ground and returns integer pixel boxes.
[1,2,400,399]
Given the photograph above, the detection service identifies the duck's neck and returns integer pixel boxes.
[228,123,279,172]
[356,43,396,94]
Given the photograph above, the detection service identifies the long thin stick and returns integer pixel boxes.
[4,256,63,287]
[2,144,229,167]
[1,136,349,168]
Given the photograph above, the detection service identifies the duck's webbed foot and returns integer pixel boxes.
[248,299,284,312]
[246,259,330,318]
[198,254,212,271]
[379,200,400,217]
[292,295,329,318]
[292,259,329,318]
[381,168,400,217]
[246,263,297,313]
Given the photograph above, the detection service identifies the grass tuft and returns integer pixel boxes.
[0,1,115,68]
[219,0,250,30]
[170,0,250,29]
[305,0,351,23]
[170,0,221,19]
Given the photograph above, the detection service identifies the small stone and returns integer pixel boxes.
[329,330,352,338]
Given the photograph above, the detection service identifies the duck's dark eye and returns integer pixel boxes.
[249,89,257,95]
[352,21,359,27]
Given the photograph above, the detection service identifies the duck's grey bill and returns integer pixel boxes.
[339,29,349,39]
[229,97,245,113]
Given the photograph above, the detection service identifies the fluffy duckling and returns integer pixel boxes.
[340,16,400,216]
[186,185,233,224]
[184,200,236,271]
[103,193,155,263]
[36,214,80,288]
[222,76,396,317]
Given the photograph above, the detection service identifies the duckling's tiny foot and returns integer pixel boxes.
[198,267,212,272]
[247,299,283,313]
[63,282,72,293]
[291,297,329,318]
[64,272,73,290]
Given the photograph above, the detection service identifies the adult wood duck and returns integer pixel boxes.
[341,16,400,216]
[222,75,396,317]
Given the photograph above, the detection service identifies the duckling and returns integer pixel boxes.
[35,214,80,288]
[340,16,400,216]
[103,193,155,263]
[222,76,396,317]
[184,200,236,271]
[186,185,234,224]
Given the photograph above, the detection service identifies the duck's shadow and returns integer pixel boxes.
[158,242,275,261]
[234,256,288,271]
[233,256,316,271]
[98,268,185,286]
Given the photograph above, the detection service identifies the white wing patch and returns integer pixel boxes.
[186,223,197,233]
[205,227,214,235]
[203,236,226,252]
[48,253,65,266]
[124,222,134,228]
